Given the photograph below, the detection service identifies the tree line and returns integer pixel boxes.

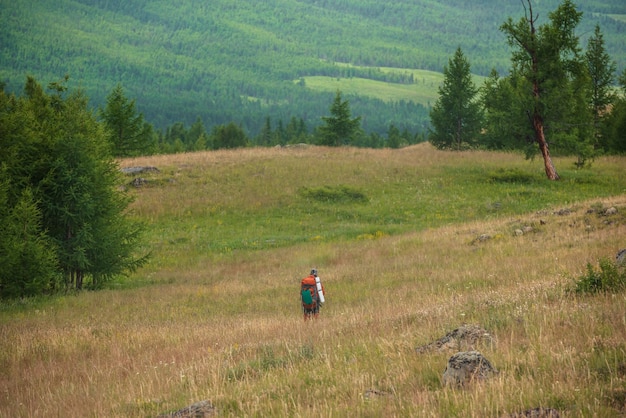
[99,84,424,157]
[429,1,626,180]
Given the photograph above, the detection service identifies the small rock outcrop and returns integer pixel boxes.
[442,350,498,387]
[157,400,216,417]
[416,324,494,353]
[501,407,560,417]
[120,166,159,175]
[130,177,148,187]
[363,388,392,399]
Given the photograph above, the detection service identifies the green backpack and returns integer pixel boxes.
[301,283,317,308]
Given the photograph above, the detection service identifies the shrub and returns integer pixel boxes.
[572,257,626,294]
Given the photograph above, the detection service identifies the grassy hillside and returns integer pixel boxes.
[1,145,626,416]
[1,0,625,135]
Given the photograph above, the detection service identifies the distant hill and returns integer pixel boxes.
[2,0,625,136]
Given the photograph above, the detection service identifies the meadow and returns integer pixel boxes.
[299,66,486,106]
[1,144,625,417]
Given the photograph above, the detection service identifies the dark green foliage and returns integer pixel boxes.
[496,0,590,179]
[480,70,533,152]
[0,177,60,298]
[601,69,626,153]
[571,258,626,294]
[317,91,362,146]
[586,25,617,146]
[0,77,147,296]
[99,84,155,157]
[298,185,368,203]
[210,122,249,149]
[429,47,482,150]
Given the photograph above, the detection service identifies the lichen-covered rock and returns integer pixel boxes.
[416,324,494,353]
[442,350,497,387]
[157,400,216,417]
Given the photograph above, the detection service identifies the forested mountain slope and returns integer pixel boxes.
[1,0,625,135]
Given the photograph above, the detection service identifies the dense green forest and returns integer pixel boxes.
[1,0,625,138]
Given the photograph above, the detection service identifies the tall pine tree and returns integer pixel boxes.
[318,91,361,147]
[586,24,616,148]
[100,84,154,157]
[429,47,482,150]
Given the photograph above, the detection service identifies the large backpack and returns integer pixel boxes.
[301,282,318,309]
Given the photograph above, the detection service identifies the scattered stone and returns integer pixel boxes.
[514,229,524,236]
[121,166,159,174]
[603,207,618,216]
[554,208,571,216]
[130,177,148,187]
[416,324,494,354]
[522,226,533,234]
[157,400,216,417]
[473,234,492,244]
[442,350,498,387]
[617,249,626,266]
[501,407,560,417]
[364,388,391,399]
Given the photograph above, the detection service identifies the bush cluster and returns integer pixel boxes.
[572,258,626,294]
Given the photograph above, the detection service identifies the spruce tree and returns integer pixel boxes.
[428,47,482,150]
[100,84,154,157]
[318,91,361,147]
[586,24,616,148]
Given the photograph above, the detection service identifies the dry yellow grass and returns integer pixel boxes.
[1,146,625,417]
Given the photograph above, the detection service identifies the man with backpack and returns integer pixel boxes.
[301,269,325,320]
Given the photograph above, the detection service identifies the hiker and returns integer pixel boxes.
[300,269,325,320]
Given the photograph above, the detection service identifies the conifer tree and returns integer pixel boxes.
[585,24,616,147]
[211,122,248,149]
[428,47,482,150]
[0,77,147,294]
[0,184,59,298]
[603,69,626,153]
[500,0,584,179]
[318,91,361,146]
[259,116,272,146]
[100,84,154,157]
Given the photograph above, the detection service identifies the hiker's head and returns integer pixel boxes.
[310,269,317,276]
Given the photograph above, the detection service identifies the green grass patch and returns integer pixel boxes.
[299,65,486,105]
[298,185,369,203]
[298,75,438,105]
[488,167,539,184]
